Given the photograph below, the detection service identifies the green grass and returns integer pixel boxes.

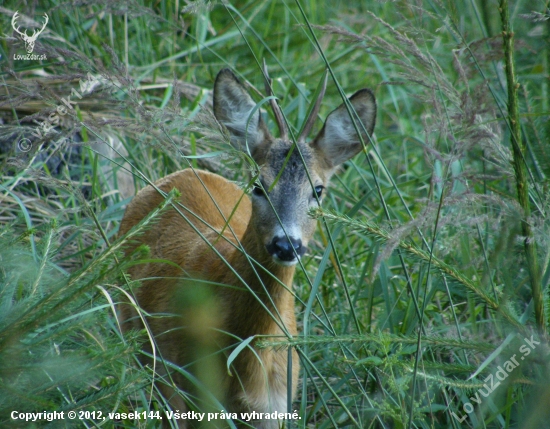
[1,0,550,428]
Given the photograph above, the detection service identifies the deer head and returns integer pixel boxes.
[214,68,376,265]
[12,12,49,54]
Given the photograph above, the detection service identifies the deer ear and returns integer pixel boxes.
[311,89,376,168]
[213,69,270,156]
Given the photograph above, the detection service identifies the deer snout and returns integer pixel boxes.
[267,236,305,264]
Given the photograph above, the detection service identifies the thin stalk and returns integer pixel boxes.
[313,208,525,332]
[499,0,545,335]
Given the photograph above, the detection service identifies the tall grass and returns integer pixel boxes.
[1,0,549,428]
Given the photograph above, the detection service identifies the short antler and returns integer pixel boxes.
[262,59,289,141]
[298,71,328,143]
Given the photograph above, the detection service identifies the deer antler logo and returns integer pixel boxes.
[12,11,49,54]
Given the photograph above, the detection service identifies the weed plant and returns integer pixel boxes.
[1,0,549,428]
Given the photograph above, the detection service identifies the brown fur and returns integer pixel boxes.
[119,69,376,428]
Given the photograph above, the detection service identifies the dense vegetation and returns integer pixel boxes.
[1,0,549,427]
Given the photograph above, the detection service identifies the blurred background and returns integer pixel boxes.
[1,0,549,427]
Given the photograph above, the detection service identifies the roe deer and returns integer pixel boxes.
[119,67,376,428]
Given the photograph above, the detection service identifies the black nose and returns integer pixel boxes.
[267,237,304,262]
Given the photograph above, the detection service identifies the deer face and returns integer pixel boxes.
[249,140,325,265]
[213,68,376,265]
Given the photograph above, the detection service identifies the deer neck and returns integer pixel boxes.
[221,222,297,338]
[234,223,296,296]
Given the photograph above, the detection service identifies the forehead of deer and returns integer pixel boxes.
[259,140,319,185]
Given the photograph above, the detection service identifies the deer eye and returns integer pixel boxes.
[252,183,265,197]
[313,185,324,199]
